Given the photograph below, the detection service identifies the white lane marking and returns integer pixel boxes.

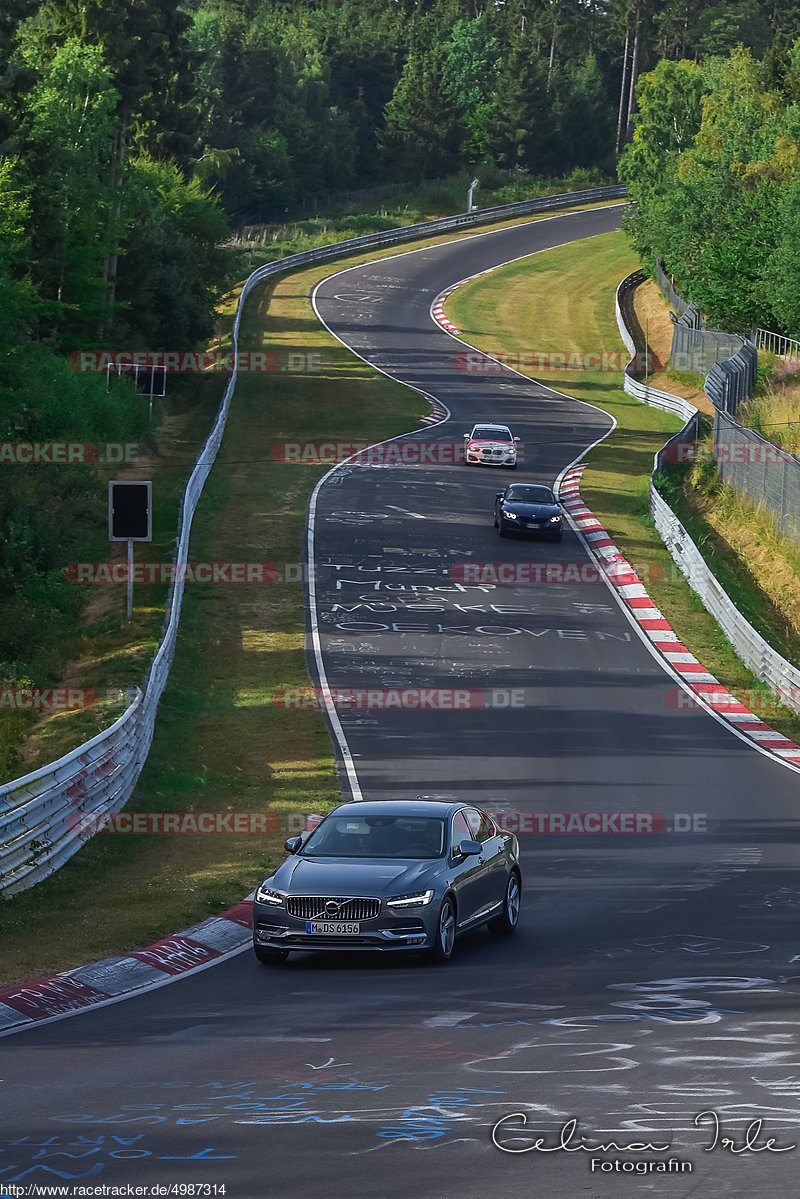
[309,297,453,805]
[424,1012,478,1027]
[386,505,426,520]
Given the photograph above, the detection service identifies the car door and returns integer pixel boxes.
[450,809,490,928]
[460,807,500,920]
[473,810,509,913]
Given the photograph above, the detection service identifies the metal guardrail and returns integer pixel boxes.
[704,340,758,415]
[0,184,627,896]
[754,327,800,359]
[616,270,800,716]
[650,486,800,715]
[614,272,700,472]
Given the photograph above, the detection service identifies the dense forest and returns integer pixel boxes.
[2,0,800,701]
[622,45,800,335]
[2,0,800,361]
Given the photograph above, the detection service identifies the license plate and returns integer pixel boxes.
[306,921,360,935]
[527,521,542,528]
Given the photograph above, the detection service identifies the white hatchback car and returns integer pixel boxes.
[463,423,520,468]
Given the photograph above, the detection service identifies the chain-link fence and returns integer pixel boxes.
[670,321,750,376]
[655,258,695,320]
[714,408,800,547]
[653,259,757,414]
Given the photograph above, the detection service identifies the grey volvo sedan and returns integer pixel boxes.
[252,799,522,964]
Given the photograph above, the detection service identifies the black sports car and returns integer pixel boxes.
[494,483,563,540]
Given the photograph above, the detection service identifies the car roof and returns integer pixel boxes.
[327,799,473,819]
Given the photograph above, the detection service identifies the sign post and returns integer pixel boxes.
[108,481,152,621]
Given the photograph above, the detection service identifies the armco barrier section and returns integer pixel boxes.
[615,271,800,718]
[0,184,627,896]
[650,486,800,715]
[614,272,700,472]
[704,339,758,416]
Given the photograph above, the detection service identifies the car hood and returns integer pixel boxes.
[469,438,514,449]
[266,855,438,896]
[502,501,560,517]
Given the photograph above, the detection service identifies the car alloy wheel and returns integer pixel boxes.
[489,872,521,936]
[429,896,456,963]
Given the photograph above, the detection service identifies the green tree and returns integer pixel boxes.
[14,36,119,345]
[618,58,704,262]
[480,40,557,173]
[556,52,616,172]
[380,44,463,177]
[115,155,229,349]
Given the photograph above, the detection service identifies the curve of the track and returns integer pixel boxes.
[3,208,800,1199]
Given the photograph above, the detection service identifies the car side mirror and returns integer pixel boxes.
[463,432,470,438]
[513,436,520,442]
[496,492,503,499]
[284,835,303,854]
[455,838,482,858]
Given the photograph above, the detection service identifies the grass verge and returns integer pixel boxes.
[444,231,800,745]
[0,375,225,783]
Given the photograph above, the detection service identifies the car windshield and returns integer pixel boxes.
[300,815,446,859]
[505,485,555,504]
[473,426,509,440]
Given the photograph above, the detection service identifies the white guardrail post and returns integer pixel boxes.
[0,185,627,896]
[615,272,800,717]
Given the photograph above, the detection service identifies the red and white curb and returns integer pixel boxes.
[431,269,497,335]
[0,813,329,1036]
[560,464,800,768]
[419,396,449,425]
[0,899,254,1036]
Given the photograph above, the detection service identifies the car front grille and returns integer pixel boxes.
[285,896,381,921]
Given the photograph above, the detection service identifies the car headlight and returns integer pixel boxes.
[549,514,561,522]
[386,889,435,908]
[256,884,285,906]
[503,510,518,520]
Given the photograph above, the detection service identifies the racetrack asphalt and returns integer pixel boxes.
[2,206,800,1199]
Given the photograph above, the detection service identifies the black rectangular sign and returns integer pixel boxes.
[108,480,152,542]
